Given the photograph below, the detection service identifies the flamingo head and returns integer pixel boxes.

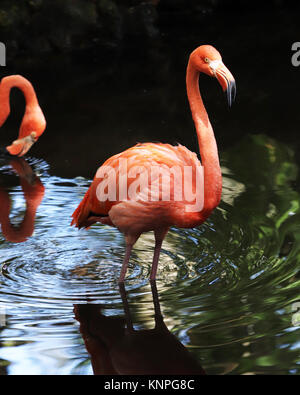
[190,45,236,106]
[6,106,46,157]
[6,132,37,157]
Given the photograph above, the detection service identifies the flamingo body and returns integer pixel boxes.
[72,45,236,281]
[72,142,207,233]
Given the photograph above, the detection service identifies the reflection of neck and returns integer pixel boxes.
[0,172,44,243]
[0,75,39,128]
[0,200,35,243]
[186,61,222,214]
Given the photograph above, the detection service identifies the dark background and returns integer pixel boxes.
[1,0,300,178]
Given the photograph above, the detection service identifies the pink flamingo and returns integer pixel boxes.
[71,45,236,282]
[0,75,46,156]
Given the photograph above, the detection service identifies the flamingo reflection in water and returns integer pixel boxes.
[0,158,45,242]
[74,281,205,375]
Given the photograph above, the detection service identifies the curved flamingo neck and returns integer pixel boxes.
[0,75,38,127]
[186,61,222,215]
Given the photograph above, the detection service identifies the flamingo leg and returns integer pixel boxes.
[150,228,169,281]
[118,243,133,283]
[119,234,141,282]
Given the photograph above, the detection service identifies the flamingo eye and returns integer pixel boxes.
[204,57,210,63]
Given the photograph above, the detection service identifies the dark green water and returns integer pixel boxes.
[0,132,299,374]
[0,7,300,375]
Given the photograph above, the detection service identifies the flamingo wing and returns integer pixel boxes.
[71,143,202,232]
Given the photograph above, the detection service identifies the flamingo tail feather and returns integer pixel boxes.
[71,187,92,229]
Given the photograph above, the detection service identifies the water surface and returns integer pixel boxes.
[0,132,299,375]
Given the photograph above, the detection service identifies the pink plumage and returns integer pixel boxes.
[71,45,236,282]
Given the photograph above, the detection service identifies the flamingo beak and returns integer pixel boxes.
[210,60,236,107]
[225,78,236,107]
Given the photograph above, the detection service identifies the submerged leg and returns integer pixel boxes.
[150,227,169,281]
[118,243,133,283]
[118,282,134,332]
[118,234,140,283]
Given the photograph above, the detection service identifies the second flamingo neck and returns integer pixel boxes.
[0,76,38,110]
[0,75,39,132]
[186,63,222,213]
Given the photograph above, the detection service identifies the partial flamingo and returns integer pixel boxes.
[71,45,236,282]
[0,75,46,156]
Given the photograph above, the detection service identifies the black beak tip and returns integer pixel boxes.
[226,80,236,107]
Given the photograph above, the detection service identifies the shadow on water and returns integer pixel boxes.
[74,281,205,375]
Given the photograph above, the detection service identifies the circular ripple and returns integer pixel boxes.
[0,172,149,310]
